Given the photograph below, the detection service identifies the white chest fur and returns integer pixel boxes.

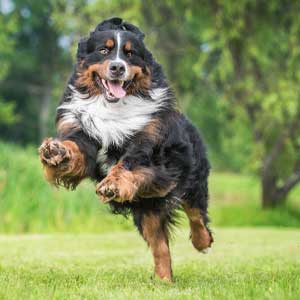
[57,86,168,148]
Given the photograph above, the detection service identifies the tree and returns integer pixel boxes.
[1,0,299,207]
[0,8,17,125]
[140,0,300,206]
[36,0,255,174]
[195,0,300,206]
[0,0,71,143]
[140,0,253,170]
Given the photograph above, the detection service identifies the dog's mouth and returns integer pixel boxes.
[93,73,132,103]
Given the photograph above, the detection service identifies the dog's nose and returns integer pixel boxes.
[109,62,126,77]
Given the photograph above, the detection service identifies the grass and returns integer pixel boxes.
[0,228,299,299]
[1,142,300,298]
[210,173,300,227]
[1,141,300,232]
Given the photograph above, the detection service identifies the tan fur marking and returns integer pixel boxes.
[142,213,172,282]
[142,119,163,143]
[56,120,80,136]
[39,139,86,189]
[76,58,151,96]
[96,161,155,202]
[124,41,132,51]
[60,140,86,175]
[183,203,213,251]
[127,66,151,95]
[96,159,176,202]
[105,39,114,48]
[75,61,110,96]
[95,111,178,201]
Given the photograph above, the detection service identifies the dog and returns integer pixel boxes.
[39,17,213,282]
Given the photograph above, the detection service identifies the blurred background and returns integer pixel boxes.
[0,0,299,233]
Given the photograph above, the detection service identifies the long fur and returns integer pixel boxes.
[58,86,170,148]
[40,17,213,282]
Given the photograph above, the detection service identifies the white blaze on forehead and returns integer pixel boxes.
[111,31,128,77]
[116,31,122,60]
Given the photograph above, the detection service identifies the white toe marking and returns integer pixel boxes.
[201,248,211,254]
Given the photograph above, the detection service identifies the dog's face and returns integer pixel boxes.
[75,20,152,102]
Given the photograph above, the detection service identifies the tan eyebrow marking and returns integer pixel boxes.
[124,41,132,51]
[105,39,114,48]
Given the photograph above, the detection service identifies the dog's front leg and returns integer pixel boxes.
[96,119,177,202]
[39,138,87,189]
[96,161,154,202]
[96,152,176,203]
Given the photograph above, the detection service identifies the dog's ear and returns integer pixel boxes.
[95,17,123,31]
[76,37,88,61]
[95,17,145,41]
[76,37,95,61]
[121,22,145,41]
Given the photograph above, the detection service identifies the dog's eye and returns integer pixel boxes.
[126,51,132,58]
[99,48,109,55]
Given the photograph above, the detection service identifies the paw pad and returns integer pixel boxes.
[39,139,70,166]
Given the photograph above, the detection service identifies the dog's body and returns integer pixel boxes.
[39,18,213,282]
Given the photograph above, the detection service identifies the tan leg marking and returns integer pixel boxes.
[183,203,213,252]
[96,160,176,203]
[142,213,173,283]
[39,138,86,189]
[96,161,154,203]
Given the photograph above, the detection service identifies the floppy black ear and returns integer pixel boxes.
[94,17,145,41]
[95,17,123,31]
[76,37,95,61]
[76,37,88,61]
[121,22,145,41]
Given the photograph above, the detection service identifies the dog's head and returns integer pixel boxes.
[75,17,154,102]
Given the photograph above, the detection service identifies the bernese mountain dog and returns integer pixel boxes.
[39,17,213,282]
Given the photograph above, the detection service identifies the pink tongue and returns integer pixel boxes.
[107,81,126,98]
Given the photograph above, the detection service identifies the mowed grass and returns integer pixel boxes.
[0,228,299,300]
[1,142,300,299]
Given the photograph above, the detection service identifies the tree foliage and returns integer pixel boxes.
[0,0,299,206]
[0,9,18,125]
[192,0,300,206]
[0,0,70,142]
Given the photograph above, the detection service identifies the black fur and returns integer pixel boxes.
[54,17,211,245]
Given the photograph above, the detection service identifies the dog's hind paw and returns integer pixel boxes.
[201,247,211,254]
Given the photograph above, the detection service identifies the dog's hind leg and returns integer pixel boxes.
[183,203,213,253]
[133,210,173,283]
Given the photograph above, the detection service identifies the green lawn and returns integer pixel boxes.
[0,228,299,300]
[1,142,300,298]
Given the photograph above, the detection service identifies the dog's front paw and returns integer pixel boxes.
[96,174,137,203]
[39,138,70,167]
[96,179,120,203]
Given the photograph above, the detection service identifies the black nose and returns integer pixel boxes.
[109,62,126,77]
